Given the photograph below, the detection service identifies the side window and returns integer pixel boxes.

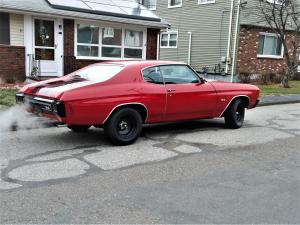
[142,66,164,84]
[160,65,200,84]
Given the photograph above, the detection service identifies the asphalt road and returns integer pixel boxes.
[0,103,299,224]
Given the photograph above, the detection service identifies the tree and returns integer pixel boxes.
[257,0,300,87]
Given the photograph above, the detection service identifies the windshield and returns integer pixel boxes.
[71,64,124,82]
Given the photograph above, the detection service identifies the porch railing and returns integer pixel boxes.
[27,54,41,78]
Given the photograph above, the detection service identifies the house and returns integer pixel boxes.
[142,0,300,80]
[0,0,168,82]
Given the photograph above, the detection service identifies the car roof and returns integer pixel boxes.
[94,60,187,68]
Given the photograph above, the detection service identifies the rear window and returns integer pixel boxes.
[71,64,124,82]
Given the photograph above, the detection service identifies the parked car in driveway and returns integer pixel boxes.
[16,61,260,145]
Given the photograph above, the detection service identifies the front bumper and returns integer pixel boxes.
[253,99,260,108]
[16,93,66,118]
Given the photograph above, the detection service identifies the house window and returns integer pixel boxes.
[258,33,283,58]
[102,27,122,58]
[160,31,178,48]
[0,12,10,45]
[266,0,283,5]
[168,0,182,8]
[142,0,156,10]
[199,0,216,4]
[124,30,144,58]
[77,24,99,57]
[76,23,145,59]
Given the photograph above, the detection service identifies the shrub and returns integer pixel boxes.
[238,71,251,83]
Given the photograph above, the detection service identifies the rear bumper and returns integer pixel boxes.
[16,93,66,122]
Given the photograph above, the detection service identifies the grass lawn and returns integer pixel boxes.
[257,80,300,97]
[0,88,18,107]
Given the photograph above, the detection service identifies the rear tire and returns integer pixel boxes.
[68,125,91,132]
[224,99,245,129]
[104,108,142,145]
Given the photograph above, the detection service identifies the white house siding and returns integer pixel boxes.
[9,13,24,46]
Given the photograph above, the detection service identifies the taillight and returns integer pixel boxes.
[53,101,66,117]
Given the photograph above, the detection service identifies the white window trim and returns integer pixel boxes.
[198,0,216,5]
[257,32,284,59]
[168,0,182,8]
[74,21,147,60]
[144,0,156,10]
[160,30,178,49]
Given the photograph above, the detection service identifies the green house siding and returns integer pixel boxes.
[154,0,239,73]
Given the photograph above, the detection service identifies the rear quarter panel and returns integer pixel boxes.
[60,67,166,125]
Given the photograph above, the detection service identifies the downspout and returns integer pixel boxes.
[231,0,241,83]
[225,0,235,74]
[156,32,160,60]
[187,32,192,65]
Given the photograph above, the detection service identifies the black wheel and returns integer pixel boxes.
[104,108,142,145]
[224,99,245,129]
[67,125,91,132]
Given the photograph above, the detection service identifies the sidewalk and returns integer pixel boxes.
[258,94,300,106]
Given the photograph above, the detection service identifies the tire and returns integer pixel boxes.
[104,108,142,145]
[68,125,91,132]
[224,99,245,129]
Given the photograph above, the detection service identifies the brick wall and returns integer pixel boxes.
[63,19,159,75]
[237,25,299,78]
[0,45,25,82]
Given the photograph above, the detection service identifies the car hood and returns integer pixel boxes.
[20,77,94,99]
[207,80,259,91]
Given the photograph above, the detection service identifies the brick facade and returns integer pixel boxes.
[63,19,159,75]
[0,45,26,82]
[237,25,300,79]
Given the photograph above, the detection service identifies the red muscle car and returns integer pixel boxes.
[16,61,260,145]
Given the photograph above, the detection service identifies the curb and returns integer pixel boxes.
[258,95,300,107]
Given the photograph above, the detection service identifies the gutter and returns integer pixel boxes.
[231,0,242,83]
[225,0,235,74]
[0,7,169,29]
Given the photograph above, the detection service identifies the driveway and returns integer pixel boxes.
[0,103,299,223]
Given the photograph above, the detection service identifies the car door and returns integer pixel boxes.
[160,65,217,121]
[140,66,167,123]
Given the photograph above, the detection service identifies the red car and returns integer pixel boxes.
[16,61,260,145]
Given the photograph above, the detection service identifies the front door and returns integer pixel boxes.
[160,65,217,121]
[33,18,63,76]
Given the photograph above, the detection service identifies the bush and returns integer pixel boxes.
[238,71,251,83]
[0,74,17,84]
[260,72,283,84]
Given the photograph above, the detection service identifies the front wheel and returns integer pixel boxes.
[224,99,245,129]
[104,108,142,145]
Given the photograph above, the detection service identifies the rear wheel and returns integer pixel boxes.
[104,108,142,145]
[224,99,245,129]
[67,125,91,132]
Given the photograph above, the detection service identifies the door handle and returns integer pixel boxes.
[167,89,176,93]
